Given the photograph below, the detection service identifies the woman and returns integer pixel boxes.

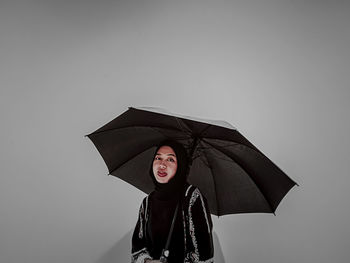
[131,140,214,263]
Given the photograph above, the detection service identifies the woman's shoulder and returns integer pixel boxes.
[137,194,152,216]
[140,193,152,208]
[183,184,205,202]
[182,185,211,215]
[184,184,196,197]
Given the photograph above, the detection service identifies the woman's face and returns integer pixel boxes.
[152,145,178,184]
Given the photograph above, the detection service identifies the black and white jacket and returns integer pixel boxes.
[131,185,214,263]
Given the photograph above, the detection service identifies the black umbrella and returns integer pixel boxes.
[86,107,297,216]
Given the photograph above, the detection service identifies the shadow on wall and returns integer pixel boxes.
[96,230,226,263]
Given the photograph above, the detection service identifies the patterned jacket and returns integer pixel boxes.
[131,185,214,263]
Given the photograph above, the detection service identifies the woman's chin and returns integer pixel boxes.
[155,174,175,184]
[156,177,169,184]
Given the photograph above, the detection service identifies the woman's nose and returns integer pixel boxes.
[159,163,166,169]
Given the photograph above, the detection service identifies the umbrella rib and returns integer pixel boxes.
[152,128,191,141]
[108,145,156,175]
[202,139,275,213]
[107,131,190,175]
[204,137,297,186]
[89,125,190,137]
[202,133,261,154]
[198,124,212,137]
[205,137,259,152]
[107,140,191,176]
[174,117,193,135]
[200,142,221,216]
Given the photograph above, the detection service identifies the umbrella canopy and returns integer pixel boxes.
[86,107,297,216]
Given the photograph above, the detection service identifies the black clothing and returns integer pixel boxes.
[131,185,214,263]
[147,192,184,262]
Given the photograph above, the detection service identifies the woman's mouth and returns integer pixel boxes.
[157,171,167,177]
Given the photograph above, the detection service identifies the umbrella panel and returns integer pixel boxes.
[189,143,272,216]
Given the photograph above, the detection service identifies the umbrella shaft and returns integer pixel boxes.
[189,137,199,166]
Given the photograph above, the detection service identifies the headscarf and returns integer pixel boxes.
[149,140,189,200]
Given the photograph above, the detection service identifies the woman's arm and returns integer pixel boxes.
[131,197,153,263]
[186,188,214,263]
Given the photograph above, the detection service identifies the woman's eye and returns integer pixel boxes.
[168,158,175,162]
[154,157,161,160]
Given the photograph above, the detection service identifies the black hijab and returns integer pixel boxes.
[147,140,189,261]
[149,140,189,200]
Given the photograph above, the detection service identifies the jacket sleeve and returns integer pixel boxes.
[186,188,214,263]
[131,197,153,263]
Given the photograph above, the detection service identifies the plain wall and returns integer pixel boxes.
[1,0,349,263]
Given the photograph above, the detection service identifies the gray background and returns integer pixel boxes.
[1,0,349,262]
